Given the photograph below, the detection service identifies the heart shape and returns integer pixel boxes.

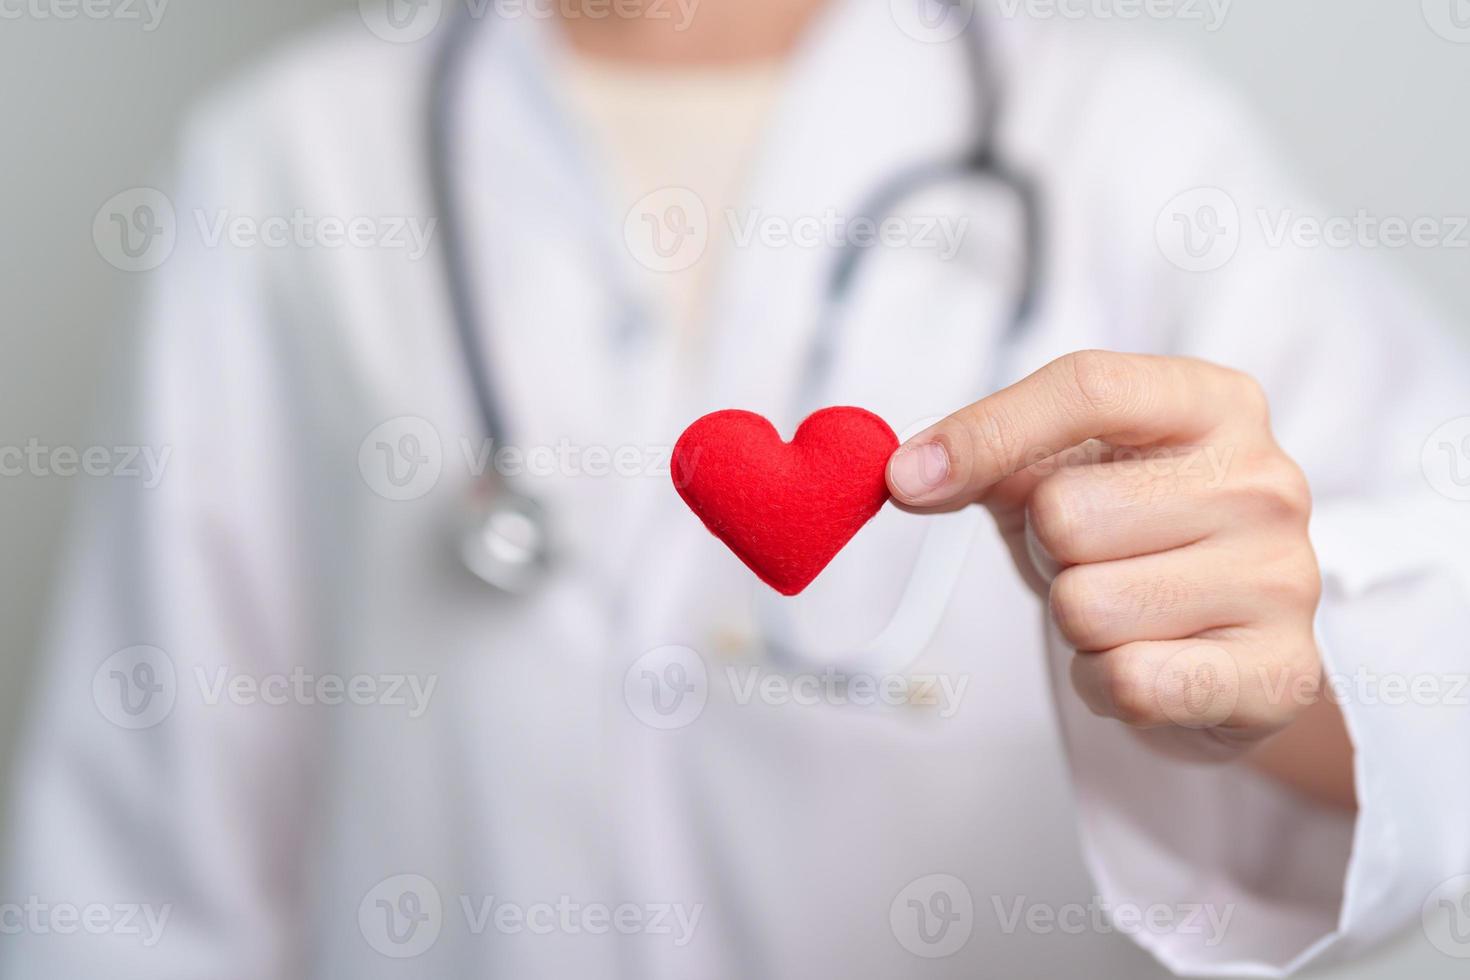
[672,407,899,596]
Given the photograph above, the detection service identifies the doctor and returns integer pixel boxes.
[4,0,1469,977]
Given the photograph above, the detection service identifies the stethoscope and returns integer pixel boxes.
[429,1,1042,657]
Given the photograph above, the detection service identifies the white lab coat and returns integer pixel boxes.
[4,2,1469,978]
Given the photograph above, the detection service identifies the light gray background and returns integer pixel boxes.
[0,1,1465,976]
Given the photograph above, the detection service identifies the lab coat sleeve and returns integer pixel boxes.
[0,109,322,980]
[1040,42,1470,977]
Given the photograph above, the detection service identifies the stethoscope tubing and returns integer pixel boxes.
[427,5,1043,624]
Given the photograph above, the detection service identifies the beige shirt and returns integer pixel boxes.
[557,51,787,343]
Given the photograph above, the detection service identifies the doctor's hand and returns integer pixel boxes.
[886,350,1324,763]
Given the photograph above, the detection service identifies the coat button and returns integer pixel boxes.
[709,626,753,658]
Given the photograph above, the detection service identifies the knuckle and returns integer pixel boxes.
[1288,640,1324,692]
[1276,461,1314,518]
[1271,551,1323,608]
[1237,454,1313,523]
[1027,477,1087,564]
[1049,567,1103,646]
[1106,654,1164,728]
[1119,575,1192,621]
[958,403,1031,477]
[1270,644,1323,709]
[1156,646,1242,729]
[1065,349,1139,419]
[1106,457,1178,509]
[1227,369,1272,424]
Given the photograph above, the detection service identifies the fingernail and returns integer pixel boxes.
[889,442,950,501]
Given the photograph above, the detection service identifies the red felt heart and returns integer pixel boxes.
[671,407,899,596]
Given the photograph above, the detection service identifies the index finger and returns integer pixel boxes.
[885,350,1259,509]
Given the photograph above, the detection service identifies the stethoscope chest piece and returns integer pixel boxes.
[457,473,552,594]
